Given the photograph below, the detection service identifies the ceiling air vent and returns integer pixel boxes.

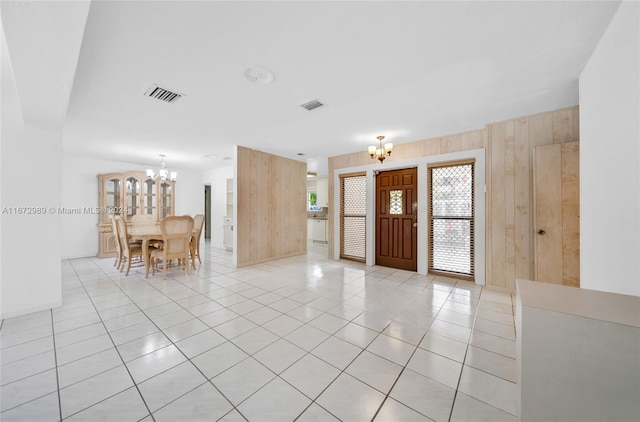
[144,84,184,104]
[300,99,324,111]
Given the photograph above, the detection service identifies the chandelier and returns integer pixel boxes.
[146,154,177,182]
[368,135,393,163]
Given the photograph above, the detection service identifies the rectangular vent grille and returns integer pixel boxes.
[300,99,324,111]
[144,84,184,103]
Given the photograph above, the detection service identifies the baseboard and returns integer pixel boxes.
[0,299,62,320]
[236,250,307,268]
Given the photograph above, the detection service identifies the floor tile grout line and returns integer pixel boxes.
[0,326,55,350]
[305,273,463,417]
[48,308,64,422]
[292,318,390,422]
[371,281,465,422]
[464,342,516,360]
[7,247,513,421]
[447,287,517,420]
[168,258,343,421]
[447,285,482,422]
[82,256,273,421]
[209,302,372,419]
[67,260,158,422]
[207,271,387,421]
[0,320,68,415]
[0,347,60,388]
[100,273,242,414]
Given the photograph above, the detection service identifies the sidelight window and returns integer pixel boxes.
[340,173,367,262]
[429,160,475,278]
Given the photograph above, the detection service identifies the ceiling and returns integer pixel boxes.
[2,1,621,175]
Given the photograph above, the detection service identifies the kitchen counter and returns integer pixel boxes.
[307,217,328,242]
[516,279,640,421]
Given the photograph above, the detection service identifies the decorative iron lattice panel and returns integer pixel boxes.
[341,175,366,261]
[390,190,403,214]
[429,162,474,277]
[431,219,473,274]
[343,216,366,259]
[431,165,473,218]
[343,176,367,214]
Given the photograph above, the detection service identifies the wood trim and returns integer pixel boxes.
[426,158,476,169]
[236,251,307,268]
[339,171,366,179]
[429,269,474,282]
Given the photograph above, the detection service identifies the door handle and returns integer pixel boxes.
[413,223,418,228]
[537,229,545,235]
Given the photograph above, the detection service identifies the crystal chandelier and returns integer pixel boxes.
[146,154,177,182]
[368,135,393,163]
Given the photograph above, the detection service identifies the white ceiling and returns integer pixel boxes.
[2,1,622,175]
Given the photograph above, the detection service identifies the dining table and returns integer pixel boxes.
[128,225,163,278]
[129,224,198,278]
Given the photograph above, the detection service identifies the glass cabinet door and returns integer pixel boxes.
[105,178,121,212]
[160,182,172,219]
[144,178,156,217]
[125,176,140,219]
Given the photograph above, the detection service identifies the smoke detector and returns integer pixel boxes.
[243,65,276,85]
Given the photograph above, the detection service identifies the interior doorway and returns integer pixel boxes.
[375,167,418,271]
[204,184,211,239]
[533,142,579,286]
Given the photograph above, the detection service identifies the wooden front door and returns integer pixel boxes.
[376,168,418,271]
[533,142,580,287]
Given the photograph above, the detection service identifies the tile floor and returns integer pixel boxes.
[1,242,517,421]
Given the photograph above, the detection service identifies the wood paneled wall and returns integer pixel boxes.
[236,146,307,267]
[328,106,579,292]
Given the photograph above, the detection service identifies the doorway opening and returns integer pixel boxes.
[428,160,475,279]
[204,184,211,239]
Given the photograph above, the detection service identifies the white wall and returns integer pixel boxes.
[203,165,233,249]
[579,0,640,296]
[61,155,204,259]
[1,34,62,318]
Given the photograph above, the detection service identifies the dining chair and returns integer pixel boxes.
[150,215,194,279]
[190,214,205,269]
[115,215,145,276]
[131,214,156,227]
[109,215,124,270]
[131,213,159,248]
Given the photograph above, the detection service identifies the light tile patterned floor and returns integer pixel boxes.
[1,242,517,421]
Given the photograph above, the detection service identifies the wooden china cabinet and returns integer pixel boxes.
[97,171,176,258]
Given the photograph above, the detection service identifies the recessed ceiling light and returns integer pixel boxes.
[297,153,305,156]
[223,156,232,161]
[203,154,217,159]
[243,65,275,85]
